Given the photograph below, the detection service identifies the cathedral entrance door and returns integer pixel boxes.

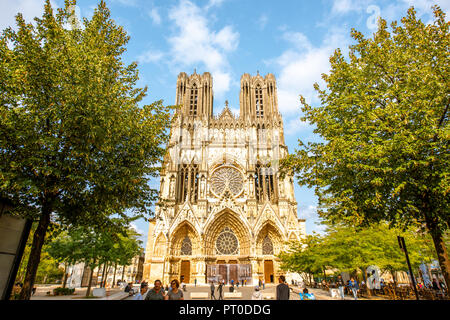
[264,260,274,283]
[219,264,228,284]
[180,260,190,283]
[229,264,238,285]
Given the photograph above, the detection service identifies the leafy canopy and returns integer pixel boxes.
[0,0,172,228]
[282,6,449,233]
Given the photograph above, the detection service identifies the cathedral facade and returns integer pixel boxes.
[143,71,305,285]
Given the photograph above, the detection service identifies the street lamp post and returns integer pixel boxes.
[397,236,419,300]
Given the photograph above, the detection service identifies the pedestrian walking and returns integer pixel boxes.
[134,284,149,300]
[276,275,290,300]
[165,279,184,300]
[348,277,359,300]
[210,282,216,300]
[145,280,166,300]
[336,275,345,300]
[262,279,265,289]
[194,279,197,287]
[218,282,223,300]
[252,286,263,300]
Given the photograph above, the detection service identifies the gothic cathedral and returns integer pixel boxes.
[143,71,305,285]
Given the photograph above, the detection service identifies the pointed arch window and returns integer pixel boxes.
[262,235,274,255]
[255,85,264,118]
[255,163,277,203]
[180,236,192,255]
[190,83,198,116]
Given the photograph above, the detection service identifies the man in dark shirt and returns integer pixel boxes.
[145,280,165,300]
[276,275,290,300]
[210,281,216,300]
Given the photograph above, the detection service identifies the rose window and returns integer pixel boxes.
[262,235,274,255]
[215,227,239,255]
[180,236,192,256]
[210,166,244,197]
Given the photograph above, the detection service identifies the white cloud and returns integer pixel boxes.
[148,7,161,25]
[332,0,359,14]
[205,0,226,10]
[274,28,349,115]
[0,0,58,31]
[109,0,138,7]
[299,205,318,219]
[284,117,312,136]
[130,222,144,236]
[330,0,449,21]
[167,0,239,98]
[137,49,164,64]
[257,14,268,30]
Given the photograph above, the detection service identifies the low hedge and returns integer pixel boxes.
[53,287,75,296]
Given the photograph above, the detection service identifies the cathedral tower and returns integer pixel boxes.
[143,72,305,286]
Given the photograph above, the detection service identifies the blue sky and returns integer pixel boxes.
[2,0,448,246]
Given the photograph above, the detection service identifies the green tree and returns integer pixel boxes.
[0,0,171,299]
[15,221,64,286]
[280,224,437,287]
[47,224,142,297]
[283,6,449,288]
[279,233,326,284]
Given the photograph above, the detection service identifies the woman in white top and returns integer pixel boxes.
[251,286,263,300]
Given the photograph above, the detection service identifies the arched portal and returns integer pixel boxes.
[256,222,284,283]
[169,222,201,283]
[204,209,251,256]
[204,209,252,285]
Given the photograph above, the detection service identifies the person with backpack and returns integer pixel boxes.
[348,277,359,300]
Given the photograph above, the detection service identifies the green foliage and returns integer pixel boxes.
[16,221,65,284]
[53,287,75,295]
[279,223,438,277]
[282,6,448,230]
[0,0,171,227]
[281,5,449,286]
[0,0,171,298]
[47,223,142,270]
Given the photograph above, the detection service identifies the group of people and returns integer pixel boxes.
[336,275,360,300]
[129,276,298,300]
[130,279,185,300]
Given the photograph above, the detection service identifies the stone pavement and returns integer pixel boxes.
[30,284,127,300]
[30,283,388,300]
[125,283,383,300]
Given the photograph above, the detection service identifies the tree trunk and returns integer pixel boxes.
[361,266,371,297]
[424,215,450,292]
[62,263,68,288]
[323,266,326,282]
[85,261,96,297]
[121,265,125,281]
[106,263,112,287]
[19,205,51,300]
[101,263,107,288]
[112,263,117,288]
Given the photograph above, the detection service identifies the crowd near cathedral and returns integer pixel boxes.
[143,71,306,285]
